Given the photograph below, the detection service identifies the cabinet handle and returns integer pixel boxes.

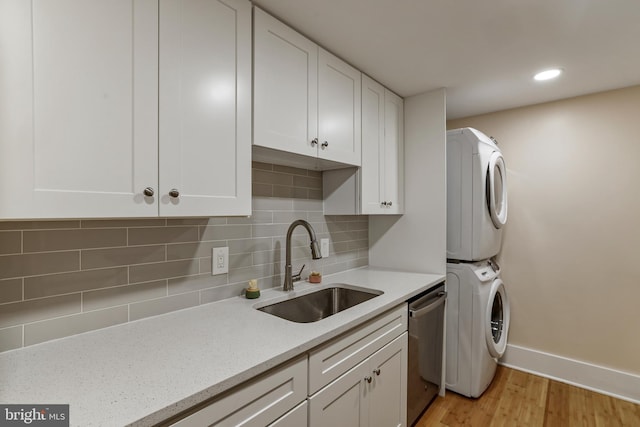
[374,368,381,376]
[381,201,387,207]
[365,376,372,384]
[169,189,180,198]
[387,201,392,207]
[143,187,155,197]
[311,138,318,147]
[321,141,329,149]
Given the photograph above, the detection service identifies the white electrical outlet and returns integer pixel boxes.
[212,247,229,275]
[320,238,330,258]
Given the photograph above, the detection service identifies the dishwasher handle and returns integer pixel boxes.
[409,291,447,318]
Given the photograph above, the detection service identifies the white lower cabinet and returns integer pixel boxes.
[309,333,408,427]
[367,334,408,427]
[269,401,308,427]
[168,356,307,427]
[165,305,409,427]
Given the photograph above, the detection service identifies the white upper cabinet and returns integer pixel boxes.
[253,7,318,159]
[253,8,361,169]
[159,0,251,217]
[323,75,404,215]
[0,0,159,218]
[0,0,251,219]
[317,48,362,166]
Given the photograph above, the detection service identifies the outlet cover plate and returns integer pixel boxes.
[212,247,229,275]
[321,238,329,258]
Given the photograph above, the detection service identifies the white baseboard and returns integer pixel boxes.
[499,344,640,404]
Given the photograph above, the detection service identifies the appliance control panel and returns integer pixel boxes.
[473,263,499,281]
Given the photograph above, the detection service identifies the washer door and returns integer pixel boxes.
[485,278,510,358]
[486,152,508,229]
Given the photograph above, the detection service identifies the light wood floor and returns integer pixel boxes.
[417,366,640,426]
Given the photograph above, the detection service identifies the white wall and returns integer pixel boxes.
[369,88,446,275]
[448,85,640,377]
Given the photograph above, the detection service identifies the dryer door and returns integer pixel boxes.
[485,278,510,358]
[487,152,508,229]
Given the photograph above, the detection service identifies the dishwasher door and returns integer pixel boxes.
[407,283,446,426]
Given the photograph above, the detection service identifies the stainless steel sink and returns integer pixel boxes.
[256,285,383,323]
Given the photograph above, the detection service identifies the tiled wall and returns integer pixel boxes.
[0,162,368,353]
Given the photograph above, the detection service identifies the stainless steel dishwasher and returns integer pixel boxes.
[407,282,446,425]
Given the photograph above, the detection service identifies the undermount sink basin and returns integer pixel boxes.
[256,284,383,323]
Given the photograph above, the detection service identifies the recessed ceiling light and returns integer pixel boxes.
[534,68,563,81]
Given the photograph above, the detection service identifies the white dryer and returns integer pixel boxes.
[447,128,508,261]
[445,260,510,398]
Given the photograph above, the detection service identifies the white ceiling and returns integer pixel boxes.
[252,0,640,119]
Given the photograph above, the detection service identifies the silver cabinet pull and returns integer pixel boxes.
[321,141,328,149]
[381,201,387,207]
[310,138,318,147]
[365,376,372,384]
[387,201,392,207]
[374,368,381,376]
[143,187,154,197]
[169,189,180,198]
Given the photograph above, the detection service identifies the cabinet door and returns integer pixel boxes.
[269,401,308,427]
[159,0,251,216]
[253,8,318,158]
[309,360,368,427]
[383,90,404,215]
[318,48,362,166]
[171,357,307,427]
[369,333,408,427]
[308,304,408,394]
[360,76,386,214]
[0,0,158,219]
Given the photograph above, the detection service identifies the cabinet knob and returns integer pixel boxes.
[381,201,387,207]
[387,201,392,207]
[321,141,329,149]
[311,138,318,147]
[169,189,180,198]
[365,376,372,384]
[143,187,155,197]
[374,368,381,376]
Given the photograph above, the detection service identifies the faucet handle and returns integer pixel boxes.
[292,264,306,282]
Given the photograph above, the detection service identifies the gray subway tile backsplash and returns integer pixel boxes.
[129,292,200,321]
[0,251,80,280]
[128,226,200,246]
[83,280,167,312]
[0,220,80,231]
[0,279,22,304]
[0,294,81,329]
[0,231,21,255]
[81,245,167,269]
[24,267,129,299]
[0,326,23,352]
[24,306,128,347]
[0,162,368,352]
[23,228,127,252]
[129,260,200,284]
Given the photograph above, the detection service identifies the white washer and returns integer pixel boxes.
[445,260,510,398]
[447,127,508,261]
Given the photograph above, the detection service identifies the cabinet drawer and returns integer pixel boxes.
[308,304,407,394]
[269,401,308,427]
[169,356,307,427]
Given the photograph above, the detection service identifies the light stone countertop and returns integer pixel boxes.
[0,267,445,426]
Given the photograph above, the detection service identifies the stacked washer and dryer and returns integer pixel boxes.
[445,128,511,398]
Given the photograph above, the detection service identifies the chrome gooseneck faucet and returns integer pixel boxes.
[284,219,322,291]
